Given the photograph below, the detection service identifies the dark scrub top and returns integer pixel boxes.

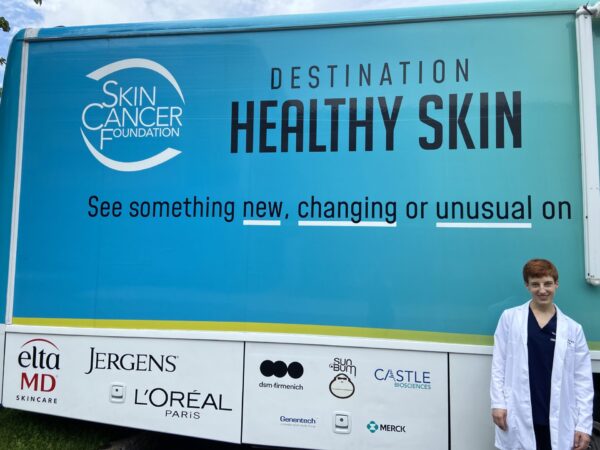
[527,307,557,426]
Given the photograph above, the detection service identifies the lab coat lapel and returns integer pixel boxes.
[552,304,567,385]
[517,301,535,445]
[519,301,530,347]
[550,304,567,450]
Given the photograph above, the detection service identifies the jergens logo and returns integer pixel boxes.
[84,347,177,374]
[80,58,185,172]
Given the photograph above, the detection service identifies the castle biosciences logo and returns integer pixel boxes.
[80,58,185,172]
[16,338,60,404]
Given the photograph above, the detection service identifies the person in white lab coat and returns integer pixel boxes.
[490,259,594,450]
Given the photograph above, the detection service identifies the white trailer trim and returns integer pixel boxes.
[5,30,38,324]
[0,324,4,404]
[576,5,600,285]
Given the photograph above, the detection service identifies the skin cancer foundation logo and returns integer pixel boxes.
[80,58,185,172]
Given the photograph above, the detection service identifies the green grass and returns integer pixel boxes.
[0,407,133,450]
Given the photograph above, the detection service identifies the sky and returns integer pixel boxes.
[0,0,495,86]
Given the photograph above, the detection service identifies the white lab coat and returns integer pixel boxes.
[490,301,594,450]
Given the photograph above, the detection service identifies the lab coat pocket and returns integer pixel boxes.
[564,339,576,366]
[496,428,512,448]
[506,408,517,432]
[496,412,517,449]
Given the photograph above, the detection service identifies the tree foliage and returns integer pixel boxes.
[0,0,42,65]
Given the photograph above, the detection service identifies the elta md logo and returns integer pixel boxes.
[80,58,185,172]
[260,360,304,379]
[18,338,60,392]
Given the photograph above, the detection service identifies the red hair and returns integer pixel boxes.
[522,259,558,283]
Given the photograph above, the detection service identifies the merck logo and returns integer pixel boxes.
[366,420,406,434]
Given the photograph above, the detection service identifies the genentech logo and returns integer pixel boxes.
[18,338,60,393]
[80,58,185,172]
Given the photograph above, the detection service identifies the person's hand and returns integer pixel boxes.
[573,431,591,450]
[491,408,507,431]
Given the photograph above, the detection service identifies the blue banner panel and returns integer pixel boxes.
[12,14,600,340]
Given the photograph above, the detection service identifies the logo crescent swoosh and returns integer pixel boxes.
[87,58,185,103]
[81,128,181,172]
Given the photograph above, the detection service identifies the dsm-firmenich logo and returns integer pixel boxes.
[80,58,185,172]
[260,360,304,379]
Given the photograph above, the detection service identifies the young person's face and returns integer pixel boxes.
[526,275,558,308]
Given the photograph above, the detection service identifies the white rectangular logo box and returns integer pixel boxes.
[3,333,244,443]
[243,342,448,450]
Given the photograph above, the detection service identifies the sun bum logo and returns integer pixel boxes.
[260,360,304,379]
[329,373,355,399]
[80,58,185,172]
[84,347,177,374]
[329,357,356,377]
[18,338,60,393]
[367,420,407,434]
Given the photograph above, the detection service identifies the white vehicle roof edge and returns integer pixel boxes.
[576,6,600,285]
[23,28,39,39]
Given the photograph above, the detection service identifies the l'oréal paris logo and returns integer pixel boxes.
[84,347,178,374]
